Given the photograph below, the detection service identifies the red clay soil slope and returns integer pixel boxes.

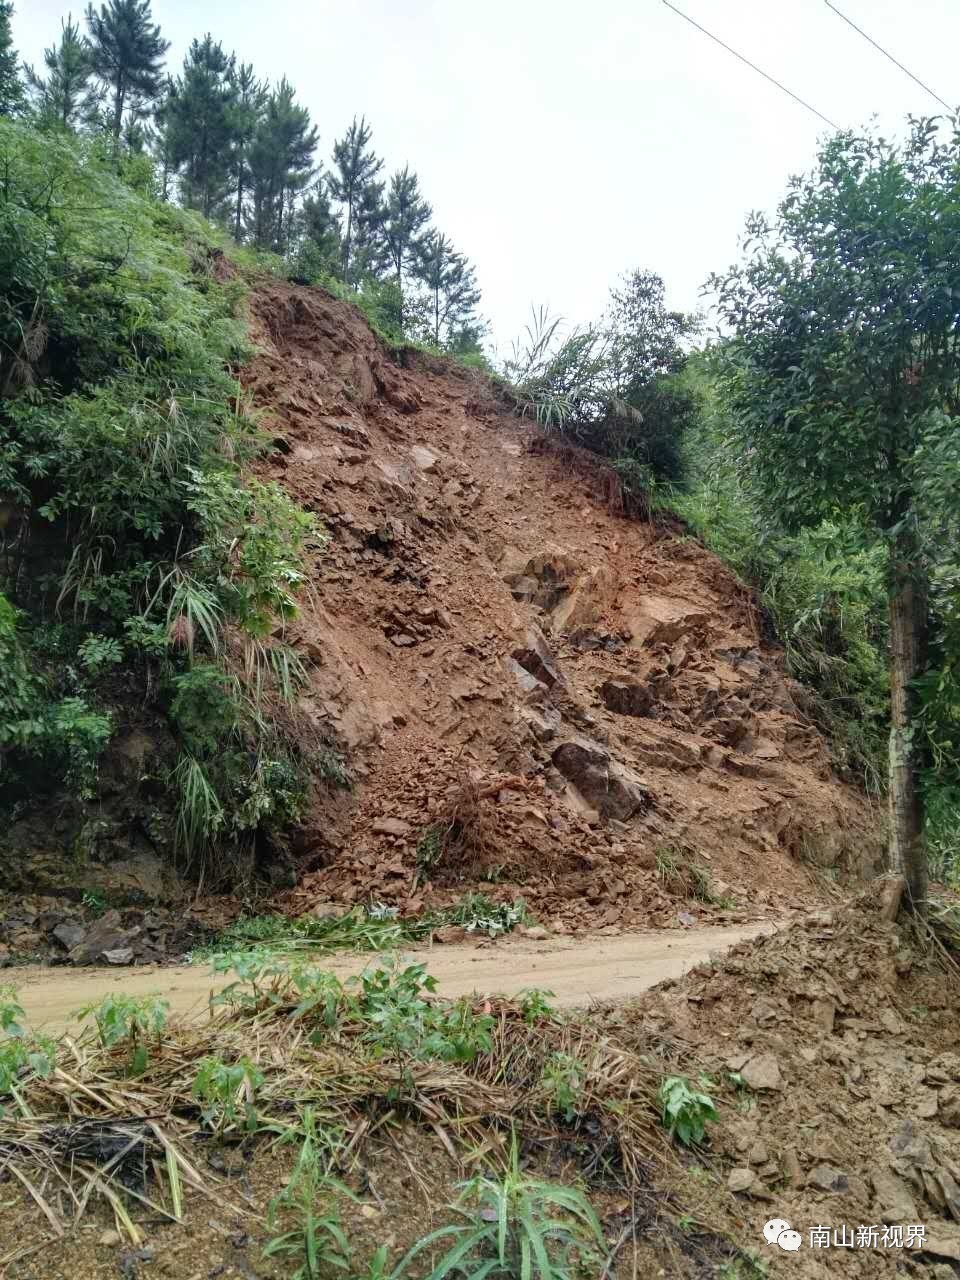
[244,280,882,934]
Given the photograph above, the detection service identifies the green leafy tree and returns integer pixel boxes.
[166,35,237,219]
[25,15,99,129]
[712,118,960,914]
[328,115,382,284]
[228,61,266,241]
[84,0,168,142]
[0,1,24,117]
[246,78,317,253]
[382,165,432,330]
[605,268,698,396]
[414,230,481,347]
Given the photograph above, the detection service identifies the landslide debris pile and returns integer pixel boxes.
[617,899,960,1277]
[245,281,881,929]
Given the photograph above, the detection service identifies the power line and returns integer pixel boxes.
[823,1,952,112]
[662,0,839,131]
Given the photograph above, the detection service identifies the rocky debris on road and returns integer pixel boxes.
[0,896,214,967]
[608,896,960,1278]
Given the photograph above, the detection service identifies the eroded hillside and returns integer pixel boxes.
[245,281,882,931]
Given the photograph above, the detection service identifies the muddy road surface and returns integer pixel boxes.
[14,923,775,1033]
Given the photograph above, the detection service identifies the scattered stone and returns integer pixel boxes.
[410,444,440,472]
[523,925,549,941]
[740,1053,783,1092]
[551,736,652,822]
[916,1090,939,1120]
[811,999,835,1034]
[783,1147,803,1187]
[103,947,134,966]
[871,1168,918,1222]
[371,818,412,838]
[52,922,85,951]
[727,1167,757,1194]
[808,1164,849,1193]
[939,1085,960,1128]
[599,680,652,717]
[434,925,467,944]
[388,633,417,648]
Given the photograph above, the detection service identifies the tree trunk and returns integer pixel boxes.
[887,530,927,914]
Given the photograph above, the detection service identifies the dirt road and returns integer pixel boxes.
[13,923,773,1034]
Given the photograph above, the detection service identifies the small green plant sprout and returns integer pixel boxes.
[517,987,557,1025]
[81,888,107,917]
[193,1055,264,1137]
[0,986,26,1039]
[77,993,169,1075]
[395,1131,608,1279]
[541,1052,583,1124]
[657,1075,719,1147]
[0,988,55,1109]
[263,1106,354,1278]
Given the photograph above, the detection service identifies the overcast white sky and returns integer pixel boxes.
[12,1,960,350]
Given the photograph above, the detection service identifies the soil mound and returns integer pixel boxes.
[244,280,881,931]
[617,899,960,1275]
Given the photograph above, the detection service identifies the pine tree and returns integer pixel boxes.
[85,0,168,142]
[166,35,237,220]
[246,78,317,253]
[298,172,342,274]
[328,116,382,284]
[382,166,432,328]
[151,79,176,200]
[351,179,390,280]
[415,231,482,346]
[25,15,99,128]
[228,62,266,241]
[0,1,24,117]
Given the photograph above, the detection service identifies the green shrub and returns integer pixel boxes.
[657,1075,718,1147]
[0,119,319,872]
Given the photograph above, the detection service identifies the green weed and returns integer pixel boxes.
[395,1132,608,1279]
[76,993,169,1076]
[657,1075,718,1147]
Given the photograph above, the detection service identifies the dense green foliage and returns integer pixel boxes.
[709,118,960,904]
[0,117,318,880]
[505,271,700,491]
[10,3,484,354]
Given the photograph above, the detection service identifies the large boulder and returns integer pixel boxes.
[551,736,652,822]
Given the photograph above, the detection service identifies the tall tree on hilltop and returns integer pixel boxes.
[297,172,342,275]
[167,35,237,220]
[712,119,960,916]
[415,231,481,346]
[25,15,98,128]
[382,166,432,328]
[350,178,389,280]
[85,0,168,142]
[0,1,24,117]
[246,78,317,253]
[605,268,697,398]
[228,61,266,241]
[328,115,382,284]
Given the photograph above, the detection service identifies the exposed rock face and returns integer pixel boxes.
[3,278,882,944]
[551,737,652,822]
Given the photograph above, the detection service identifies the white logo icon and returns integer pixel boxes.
[764,1219,802,1251]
